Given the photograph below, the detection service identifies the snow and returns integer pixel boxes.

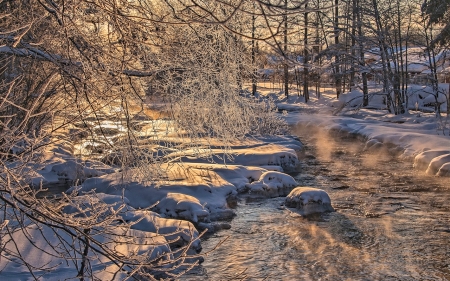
[285,187,335,216]
[414,150,450,170]
[266,81,450,178]
[0,222,171,280]
[163,137,302,172]
[7,69,450,279]
[154,193,210,223]
[246,171,298,198]
[426,153,450,175]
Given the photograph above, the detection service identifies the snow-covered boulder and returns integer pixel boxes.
[122,209,201,251]
[63,193,202,251]
[246,171,298,198]
[364,139,384,152]
[437,163,450,177]
[285,187,334,216]
[51,160,105,181]
[63,193,129,217]
[154,193,210,223]
[426,153,450,175]
[414,150,450,171]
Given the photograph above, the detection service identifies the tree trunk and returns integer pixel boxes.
[334,0,342,98]
[357,0,369,106]
[284,0,289,98]
[303,2,309,103]
[252,7,257,96]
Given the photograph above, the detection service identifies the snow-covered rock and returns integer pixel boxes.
[154,192,210,223]
[246,171,298,198]
[51,160,106,181]
[426,153,450,175]
[364,139,383,152]
[62,193,202,251]
[285,187,334,216]
[122,209,201,251]
[414,150,450,171]
[437,162,450,177]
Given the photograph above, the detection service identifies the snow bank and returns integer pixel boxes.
[0,221,171,280]
[122,209,201,250]
[285,106,450,176]
[414,150,450,170]
[71,163,265,219]
[62,193,201,250]
[10,123,303,278]
[164,136,302,172]
[285,187,334,216]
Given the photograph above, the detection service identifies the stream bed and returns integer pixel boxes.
[181,125,450,280]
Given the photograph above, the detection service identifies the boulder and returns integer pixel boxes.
[155,193,210,223]
[246,171,298,198]
[426,153,450,175]
[285,187,334,216]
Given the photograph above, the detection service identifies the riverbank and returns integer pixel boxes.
[0,113,304,279]
[265,85,450,176]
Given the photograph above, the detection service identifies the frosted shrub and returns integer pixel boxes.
[155,25,288,154]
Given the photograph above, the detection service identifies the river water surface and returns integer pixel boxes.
[182,124,450,280]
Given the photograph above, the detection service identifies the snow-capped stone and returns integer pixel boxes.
[285,187,334,216]
[246,171,298,198]
[437,163,450,177]
[122,209,201,251]
[155,193,210,223]
[426,153,450,175]
[51,160,105,181]
[414,150,450,171]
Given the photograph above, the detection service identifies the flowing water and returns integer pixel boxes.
[181,124,450,281]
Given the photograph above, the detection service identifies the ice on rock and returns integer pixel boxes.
[285,187,334,216]
[246,171,298,198]
[155,193,210,223]
[426,153,450,175]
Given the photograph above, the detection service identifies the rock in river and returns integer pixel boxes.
[285,187,334,216]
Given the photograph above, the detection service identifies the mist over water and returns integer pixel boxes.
[182,125,450,281]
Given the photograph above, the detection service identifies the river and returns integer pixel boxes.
[181,124,450,280]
